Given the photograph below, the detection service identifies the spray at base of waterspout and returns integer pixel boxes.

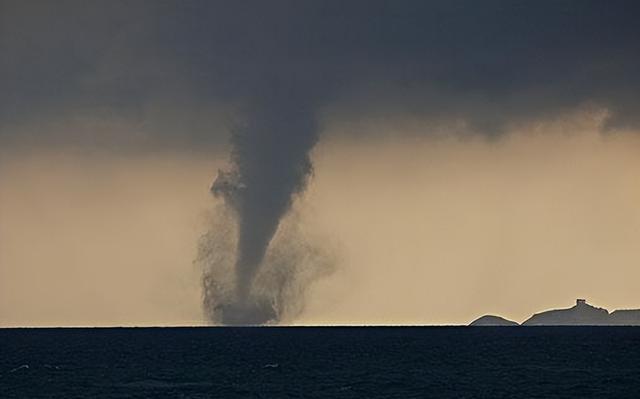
[218,294,277,326]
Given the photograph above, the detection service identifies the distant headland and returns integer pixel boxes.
[469,299,640,326]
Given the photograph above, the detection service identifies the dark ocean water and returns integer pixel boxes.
[1,327,640,398]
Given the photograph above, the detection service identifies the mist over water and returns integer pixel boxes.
[197,205,337,325]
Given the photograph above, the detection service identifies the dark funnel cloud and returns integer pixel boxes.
[2,1,640,323]
[209,92,319,324]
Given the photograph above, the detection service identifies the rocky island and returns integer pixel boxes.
[470,299,640,326]
[469,315,519,326]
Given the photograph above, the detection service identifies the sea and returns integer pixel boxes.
[1,327,639,398]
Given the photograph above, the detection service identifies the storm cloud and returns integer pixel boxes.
[2,0,640,149]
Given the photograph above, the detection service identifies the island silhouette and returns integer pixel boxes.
[470,299,640,326]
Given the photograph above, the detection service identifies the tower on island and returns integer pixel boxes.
[576,299,587,306]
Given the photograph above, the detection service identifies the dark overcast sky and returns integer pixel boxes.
[1,0,639,149]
